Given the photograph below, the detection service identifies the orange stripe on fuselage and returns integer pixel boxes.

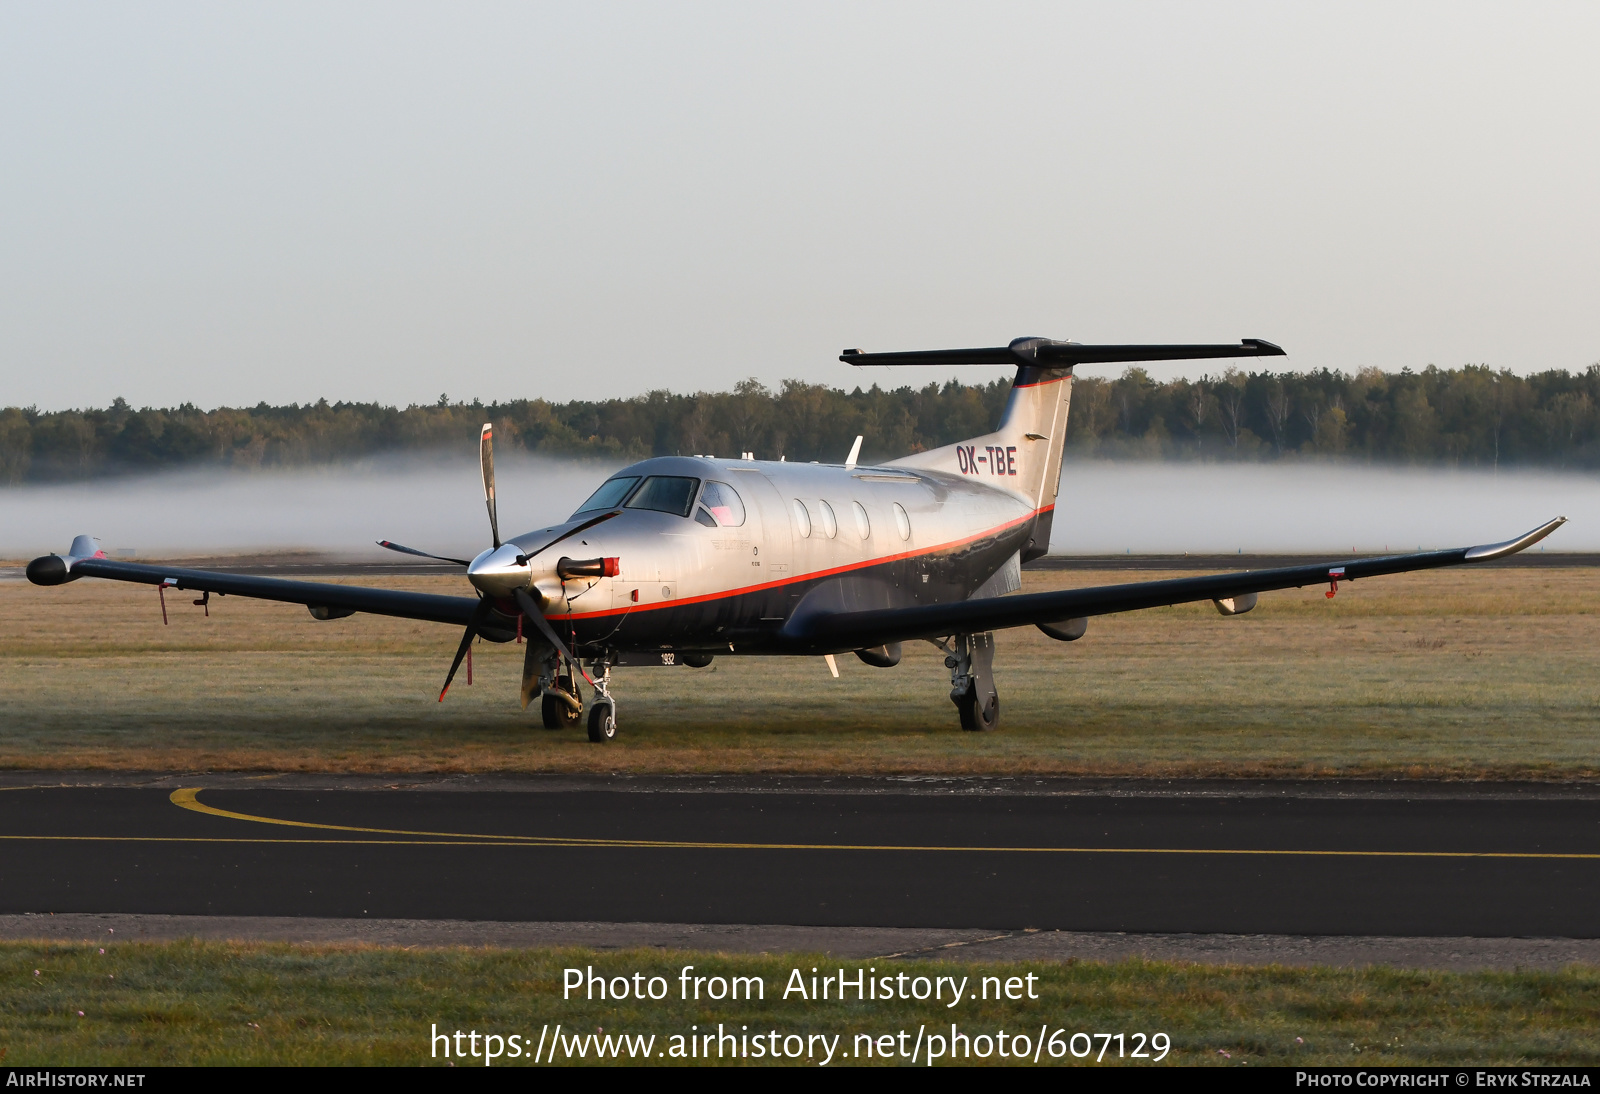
[556,504,1054,621]
[1010,373,1071,389]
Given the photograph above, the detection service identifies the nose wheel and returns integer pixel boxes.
[587,699,617,742]
[585,661,618,743]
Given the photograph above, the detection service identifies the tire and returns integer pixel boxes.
[955,681,1000,732]
[587,700,617,743]
[541,675,582,729]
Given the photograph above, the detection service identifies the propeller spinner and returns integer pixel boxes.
[378,423,622,703]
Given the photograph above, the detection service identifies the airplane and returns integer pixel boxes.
[25,336,1566,742]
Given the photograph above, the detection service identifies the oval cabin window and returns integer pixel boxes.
[893,502,911,541]
[853,501,871,540]
[792,499,812,538]
[818,501,839,539]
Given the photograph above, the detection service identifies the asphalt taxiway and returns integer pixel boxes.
[2,774,1598,940]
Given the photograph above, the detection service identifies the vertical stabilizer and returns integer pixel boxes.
[844,335,1283,562]
[888,363,1072,561]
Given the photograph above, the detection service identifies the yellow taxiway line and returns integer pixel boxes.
[145,788,1600,860]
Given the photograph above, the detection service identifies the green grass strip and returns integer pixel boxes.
[3,941,1600,1066]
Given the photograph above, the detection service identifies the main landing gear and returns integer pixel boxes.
[946,632,1000,732]
[540,671,582,730]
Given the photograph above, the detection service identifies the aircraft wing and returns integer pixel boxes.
[32,556,482,627]
[783,518,1567,652]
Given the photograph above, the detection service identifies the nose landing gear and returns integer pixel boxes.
[524,642,618,742]
[586,661,617,743]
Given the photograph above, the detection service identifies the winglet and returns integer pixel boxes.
[844,435,863,469]
[1463,517,1567,562]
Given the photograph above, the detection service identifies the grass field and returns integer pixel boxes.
[0,566,1596,777]
[3,940,1599,1066]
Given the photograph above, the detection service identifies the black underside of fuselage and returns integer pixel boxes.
[481,516,1034,658]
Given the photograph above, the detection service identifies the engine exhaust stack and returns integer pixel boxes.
[556,556,621,579]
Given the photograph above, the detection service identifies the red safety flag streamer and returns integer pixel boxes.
[156,579,178,625]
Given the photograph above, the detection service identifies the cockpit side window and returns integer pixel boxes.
[696,481,746,528]
[573,476,640,517]
[623,476,701,518]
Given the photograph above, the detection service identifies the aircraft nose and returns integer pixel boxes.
[466,543,530,597]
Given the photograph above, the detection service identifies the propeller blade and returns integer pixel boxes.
[517,509,622,565]
[438,600,492,702]
[438,625,477,702]
[480,423,500,550]
[376,540,472,567]
[520,635,542,710]
[514,587,577,665]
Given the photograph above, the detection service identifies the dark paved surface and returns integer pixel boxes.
[2,777,1598,936]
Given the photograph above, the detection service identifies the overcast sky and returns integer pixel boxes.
[2,2,1597,412]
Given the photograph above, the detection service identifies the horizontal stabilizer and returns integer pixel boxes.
[842,337,1285,368]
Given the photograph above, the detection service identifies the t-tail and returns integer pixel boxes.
[842,336,1286,562]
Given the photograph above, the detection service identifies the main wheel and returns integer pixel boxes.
[587,700,617,743]
[541,674,582,729]
[955,681,1000,732]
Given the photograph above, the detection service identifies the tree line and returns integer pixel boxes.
[0,363,1596,484]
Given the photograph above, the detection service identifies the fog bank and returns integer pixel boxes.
[0,459,1591,559]
[0,456,623,560]
[1054,462,1594,554]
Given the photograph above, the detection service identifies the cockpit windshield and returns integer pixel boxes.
[572,476,640,517]
[623,476,700,518]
